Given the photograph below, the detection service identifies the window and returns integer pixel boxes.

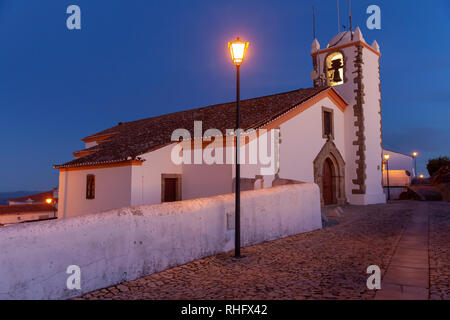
[161,174,182,202]
[322,107,334,139]
[86,175,95,199]
[326,52,344,86]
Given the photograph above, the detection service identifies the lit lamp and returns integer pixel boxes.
[419,174,424,179]
[228,37,249,258]
[46,198,57,218]
[412,152,418,178]
[228,37,249,66]
[384,154,391,201]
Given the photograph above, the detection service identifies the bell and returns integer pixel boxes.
[328,58,343,83]
[332,69,342,82]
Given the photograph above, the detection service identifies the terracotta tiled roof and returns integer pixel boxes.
[8,190,56,204]
[56,86,330,168]
[0,204,55,215]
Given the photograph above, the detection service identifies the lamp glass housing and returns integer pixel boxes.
[228,38,249,66]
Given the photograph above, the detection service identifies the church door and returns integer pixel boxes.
[322,158,335,205]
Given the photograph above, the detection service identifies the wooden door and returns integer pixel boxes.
[164,178,178,202]
[323,158,335,205]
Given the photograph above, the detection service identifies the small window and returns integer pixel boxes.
[86,175,95,199]
[322,108,334,139]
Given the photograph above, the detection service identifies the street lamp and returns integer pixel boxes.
[228,37,249,258]
[384,154,391,201]
[45,198,57,218]
[412,152,418,178]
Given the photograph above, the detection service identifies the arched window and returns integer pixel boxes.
[326,52,344,86]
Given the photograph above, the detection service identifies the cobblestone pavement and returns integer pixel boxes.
[429,202,450,300]
[79,201,449,300]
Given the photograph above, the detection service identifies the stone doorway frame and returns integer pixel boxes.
[313,140,346,206]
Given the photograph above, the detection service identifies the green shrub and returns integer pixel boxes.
[427,156,450,176]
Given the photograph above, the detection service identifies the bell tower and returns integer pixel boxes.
[311,27,386,205]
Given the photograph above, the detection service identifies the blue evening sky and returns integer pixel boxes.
[0,0,448,192]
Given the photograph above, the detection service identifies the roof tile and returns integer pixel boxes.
[56,86,328,168]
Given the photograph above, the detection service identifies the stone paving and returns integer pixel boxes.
[375,203,430,300]
[78,201,449,300]
[429,202,450,300]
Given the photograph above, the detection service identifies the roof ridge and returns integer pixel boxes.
[124,87,325,124]
[61,86,333,168]
[82,87,326,140]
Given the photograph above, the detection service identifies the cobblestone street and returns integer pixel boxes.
[79,201,449,300]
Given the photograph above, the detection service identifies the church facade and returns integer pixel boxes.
[55,27,386,219]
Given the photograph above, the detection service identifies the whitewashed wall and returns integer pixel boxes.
[279,96,345,182]
[361,46,385,204]
[182,163,232,200]
[0,183,321,300]
[130,144,182,206]
[58,165,133,219]
[0,211,56,225]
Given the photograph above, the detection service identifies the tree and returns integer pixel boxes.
[427,156,450,176]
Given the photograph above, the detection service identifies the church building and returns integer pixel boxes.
[55,27,386,219]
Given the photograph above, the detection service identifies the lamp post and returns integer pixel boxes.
[384,154,391,201]
[412,152,418,178]
[228,37,249,258]
[46,198,56,218]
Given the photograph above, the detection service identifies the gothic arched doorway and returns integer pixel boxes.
[322,158,336,205]
[313,140,346,206]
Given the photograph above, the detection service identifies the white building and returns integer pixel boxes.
[382,149,414,177]
[0,204,57,226]
[7,188,58,206]
[381,148,414,199]
[55,27,387,219]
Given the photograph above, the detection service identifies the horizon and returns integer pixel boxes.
[0,0,449,192]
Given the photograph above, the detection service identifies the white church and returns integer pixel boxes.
[55,27,386,219]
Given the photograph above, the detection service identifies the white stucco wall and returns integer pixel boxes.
[383,170,411,187]
[278,96,345,182]
[58,165,133,219]
[0,183,321,300]
[361,46,385,204]
[0,211,56,225]
[130,144,182,206]
[182,163,232,200]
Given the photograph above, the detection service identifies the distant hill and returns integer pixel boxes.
[0,191,43,205]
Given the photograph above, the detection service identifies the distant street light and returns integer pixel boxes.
[228,37,249,258]
[46,198,57,218]
[384,154,391,201]
[412,152,418,178]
